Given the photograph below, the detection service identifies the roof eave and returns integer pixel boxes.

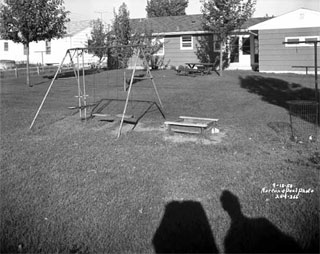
[153,30,211,36]
[153,29,251,36]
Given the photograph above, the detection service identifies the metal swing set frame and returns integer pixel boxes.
[29,44,165,138]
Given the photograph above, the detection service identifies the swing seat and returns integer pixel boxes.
[92,113,135,122]
[122,117,138,124]
[115,114,134,119]
[92,113,115,122]
[92,113,112,117]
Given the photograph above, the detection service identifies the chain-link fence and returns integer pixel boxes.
[288,100,319,142]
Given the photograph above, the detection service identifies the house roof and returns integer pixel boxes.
[130,14,270,35]
[248,8,320,30]
[65,20,92,36]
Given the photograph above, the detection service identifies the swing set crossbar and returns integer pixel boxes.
[68,44,147,52]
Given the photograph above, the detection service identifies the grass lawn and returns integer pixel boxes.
[0,69,319,253]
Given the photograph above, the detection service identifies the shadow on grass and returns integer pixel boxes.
[239,75,319,128]
[152,200,219,253]
[33,80,51,86]
[220,190,306,253]
[43,68,105,80]
[239,75,317,109]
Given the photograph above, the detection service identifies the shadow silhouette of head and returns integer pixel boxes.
[152,200,219,253]
[220,190,243,221]
[221,190,303,253]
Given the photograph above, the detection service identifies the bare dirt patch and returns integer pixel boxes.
[163,131,226,145]
[131,122,226,144]
[33,115,227,145]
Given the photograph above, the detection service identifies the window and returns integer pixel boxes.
[214,40,221,52]
[152,37,164,55]
[45,41,51,54]
[180,35,193,50]
[230,36,239,63]
[241,36,250,55]
[213,35,224,52]
[305,37,318,44]
[254,37,259,63]
[287,38,299,44]
[285,36,320,47]
[4,42,8,51]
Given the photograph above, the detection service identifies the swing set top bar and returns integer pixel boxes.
[67,44,147,52]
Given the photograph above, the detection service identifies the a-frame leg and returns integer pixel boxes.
[117,48,140,138]
[29,50,69,129]
[117,46,166,138]
[141,49,164,109]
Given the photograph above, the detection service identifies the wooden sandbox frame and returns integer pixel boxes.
[164,116,219,136]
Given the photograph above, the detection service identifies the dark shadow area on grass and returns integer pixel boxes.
[239,75,319,126]
[152,200,219,253]
[239,75,317,108]
[43,68,104,79]
[220,190,311,253]
[33,80,50,86]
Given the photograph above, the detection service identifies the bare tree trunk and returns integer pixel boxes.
[219,40,223,77]
[26,42,32,87]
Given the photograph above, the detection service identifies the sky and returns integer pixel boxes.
[64,0,320,23]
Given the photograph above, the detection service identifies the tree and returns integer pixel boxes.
[87,19,108,63]
[201,0,256,76]
[132,27,165,69]
[112,3,131,46]
[0,0,69,86]
[146,0,189,18]
[109,3,132,69]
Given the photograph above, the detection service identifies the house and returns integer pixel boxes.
[248,8,320,74]
[0,20,98,65]
[130,14,270,70]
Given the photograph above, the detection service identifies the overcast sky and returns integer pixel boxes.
[64,0,320,22]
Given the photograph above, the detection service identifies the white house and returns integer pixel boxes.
[0,20,98,65]
[248,8,320,74]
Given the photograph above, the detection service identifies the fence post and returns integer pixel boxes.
[15,68,18,78]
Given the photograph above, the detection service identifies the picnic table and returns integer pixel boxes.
[185,62,214,75]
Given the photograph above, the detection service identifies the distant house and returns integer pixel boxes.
[248,8,320,74]
[130,14,269,70]
[0,20,98,65]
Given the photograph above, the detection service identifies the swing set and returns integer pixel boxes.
[29,44,166,138]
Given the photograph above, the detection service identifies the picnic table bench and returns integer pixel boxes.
[292,65,320,75]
